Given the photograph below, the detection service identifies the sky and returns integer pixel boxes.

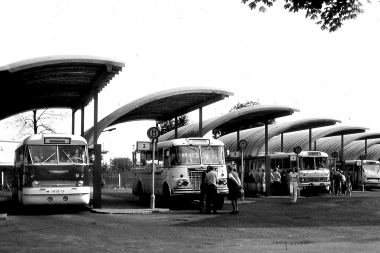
[0,0,380,163]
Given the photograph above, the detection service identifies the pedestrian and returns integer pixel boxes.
[199,170,207,213]
[227,164,241,214]
[273,167,281,195]
[345,172,352,196]
[330,167,335,194]
[334,169,341,195]
[340,170,346,195]
[289,167,300,203]
[286,170,291,196]
[260,168,266,195]
[205,165,218,214]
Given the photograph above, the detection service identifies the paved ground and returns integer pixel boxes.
[1,188,380,252]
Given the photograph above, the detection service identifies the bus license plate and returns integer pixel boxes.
[51,190,64,194]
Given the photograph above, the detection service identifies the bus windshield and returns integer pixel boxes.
[174,146,200,165]
[302,157,327,170]
[27,145,87,164]
[201,146,224,165]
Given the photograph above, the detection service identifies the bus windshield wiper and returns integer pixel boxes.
[42,153,56,164]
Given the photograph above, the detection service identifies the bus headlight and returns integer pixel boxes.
[32,181,39,187]
[77,181,84,187]
[177,179,189,186]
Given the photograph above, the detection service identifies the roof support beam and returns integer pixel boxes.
[265,120,271,197]
[309,129,312,151]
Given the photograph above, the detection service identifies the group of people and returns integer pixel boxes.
[330,167,352,196]
[199,165,243,214]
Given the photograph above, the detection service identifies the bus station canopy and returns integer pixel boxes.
[219,117,341,157]
[267,125,368,153]
[344,139,380,160]
[366,145,380,161]
[316,132,380,159]
[158,105,300,142]
[0,55,125,120]
[84,87,233,145]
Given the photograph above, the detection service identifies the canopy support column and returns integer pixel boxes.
[93,87,102,209]
[341,135,345,171]
[81,104,85,137]
[198,108,203,137]
[265,120,271,197]
[175,116,178,139]
[309,128,312,151]
[281,133,283,152]
[72,109,75,135]
[365,139,367,158]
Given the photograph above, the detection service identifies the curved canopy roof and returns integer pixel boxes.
[219,117,340,157]
[84,87,233,144]
[0,55,125,120]
[365,145,380,161]
[267,125,367,153]
[344,139,380,160]
[316,132,380,158]
[158,105,300,142]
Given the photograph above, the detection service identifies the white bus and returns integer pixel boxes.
[12,134,90,205]
[131,138,228,208]
[343,160,380,190]
[227,151,330,195]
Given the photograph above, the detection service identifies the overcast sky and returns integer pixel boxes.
[1,0,380,161]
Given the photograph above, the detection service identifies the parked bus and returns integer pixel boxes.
[131,138,228,208]
[227,151,330,195]
[342,160,380,190]
[12,134,90,205]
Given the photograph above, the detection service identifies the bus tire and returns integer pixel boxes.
[215,195,225,209]
[162,184,173,209]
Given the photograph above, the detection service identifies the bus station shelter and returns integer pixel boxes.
[0,55,125,208]
[218,117,341,196]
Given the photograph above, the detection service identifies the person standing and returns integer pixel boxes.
[227,165,241,214]
[334,169,342,195]
[205,166,218,214]
[273,167,281,195]
[199,170,207,213]
[330,167,335,194]
[289,167,300,203]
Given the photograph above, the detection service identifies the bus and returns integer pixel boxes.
[227,151,330,195]
[131,138,228,208]
[12,134,90,205]
[342,160,380,190]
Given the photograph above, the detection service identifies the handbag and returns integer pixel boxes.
[237,188,244,198]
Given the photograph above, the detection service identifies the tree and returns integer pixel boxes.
[4,109,70,138]
[157,114,189,135]
[110,157,133,172]
[242,0,369,32]
[215,100,276,137]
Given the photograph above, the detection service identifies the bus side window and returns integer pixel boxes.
[164,149,170,167]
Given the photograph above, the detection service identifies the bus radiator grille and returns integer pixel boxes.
[188,171,203,190]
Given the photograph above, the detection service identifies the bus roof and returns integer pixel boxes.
[158,138,224,148]
[18,134,87,148]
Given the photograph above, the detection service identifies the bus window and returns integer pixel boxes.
[28,146,57,164]
[303,157,315,170]
[170,147,178,166]
[58,146,86,164]
[201,146,222,164]
[315,157,327,169]
[164,149,170,167]
[283,158,290,170]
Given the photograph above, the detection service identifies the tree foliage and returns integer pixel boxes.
[157,114,189,135]
[242,0,370,32]
[215,100,276,137]
[4,109,70,138]
[110,157,133,172]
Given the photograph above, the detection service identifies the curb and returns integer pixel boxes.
[89,208,170,214]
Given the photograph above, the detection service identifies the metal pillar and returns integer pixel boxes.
[199,108,203,137]
[281,133,283,152]
[72,109,75,135]
[93,87,101,209]
[175,116,178,139]
[309,129,312,151]
[265,120,271,197]
[365,139,367,159]
[341,135,345,171]
[81,104,85,137]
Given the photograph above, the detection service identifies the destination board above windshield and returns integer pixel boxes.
[188,139,210,146]
[44,138,71,144]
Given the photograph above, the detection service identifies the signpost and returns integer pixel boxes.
[147,127,160,209]
[293,146,302,172]
[238,139,248,201]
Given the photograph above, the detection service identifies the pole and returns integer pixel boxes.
[362,161,364,192]
[150,138,156,209]
[241,149,244,201]
[119,174,121,188]
[334,158,336,194]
